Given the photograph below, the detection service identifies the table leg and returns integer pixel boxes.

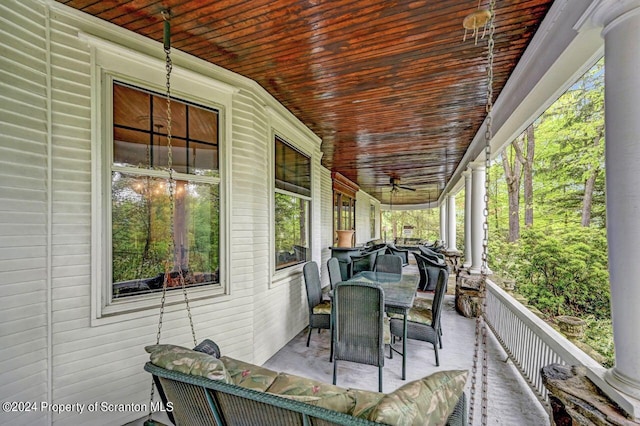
[402,311,408,380]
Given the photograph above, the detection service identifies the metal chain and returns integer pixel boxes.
[469,1,494,424]
[148,12,195,423]
[161,13,198,348]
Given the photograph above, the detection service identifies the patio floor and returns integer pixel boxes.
[130,265,551,426]
[263,266,551,426]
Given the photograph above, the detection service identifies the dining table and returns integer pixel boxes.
[343,270,419,380]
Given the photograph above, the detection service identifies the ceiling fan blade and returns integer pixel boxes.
[398,185,416,191]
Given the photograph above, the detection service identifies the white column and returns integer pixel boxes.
[439,200,447,246]
[469,163,485,274]
[447,194,457,251]
[463,169,472,267]
[591,1,640,405]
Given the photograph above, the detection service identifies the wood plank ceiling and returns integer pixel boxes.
[57,0,553,205]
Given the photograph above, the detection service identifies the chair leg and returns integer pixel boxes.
[434,341,440,367]
[378,366,383,393]
[332,361,338,385]
[306,326,312,347]
[329,327,334,362]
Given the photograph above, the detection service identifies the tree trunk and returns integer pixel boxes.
[581,126,604,227]
[501,141,523,242]
[524,124,535,226]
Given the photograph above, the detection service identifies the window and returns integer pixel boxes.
[331,173,358,246]
[370,203,376,237]
[110,81,220,299]
[274,137,311,269]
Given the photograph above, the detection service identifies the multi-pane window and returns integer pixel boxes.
[111,81,220,298]
[274,137,311,269]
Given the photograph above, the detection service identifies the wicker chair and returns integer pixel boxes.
[327,257,342,290]
[390,268,449,366]
[303,261,333,360]
[414,251,448,291]
[374,254,403,275]
[332,282,385,392]
[419,245,446,261]
[385,243,410,266]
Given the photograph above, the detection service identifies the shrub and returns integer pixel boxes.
[513,225,610,319]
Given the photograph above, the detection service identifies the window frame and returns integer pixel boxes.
[273,136,312,272]
[267,111,319,287]
[88,36,234,324]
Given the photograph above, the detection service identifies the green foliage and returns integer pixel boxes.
[492,224,610,319]
[582,315,615,368]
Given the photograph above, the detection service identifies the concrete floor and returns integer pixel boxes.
[130,266,551,426]
[263,270,551,426]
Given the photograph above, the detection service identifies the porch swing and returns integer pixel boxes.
[143,12,218,426]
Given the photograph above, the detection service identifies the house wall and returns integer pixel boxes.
[355,191,381,245]
[0,1,50,425]
[0,1,336,424]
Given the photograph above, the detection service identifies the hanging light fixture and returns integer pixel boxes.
[463,0,492,44]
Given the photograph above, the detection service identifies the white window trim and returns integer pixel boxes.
[268,109,318,288]
[85,35,235,325]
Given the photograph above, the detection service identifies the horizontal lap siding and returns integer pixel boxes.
[320,168,333,288]
[0,1,49,425]
[2,1,324,423]
[232,91,270,363]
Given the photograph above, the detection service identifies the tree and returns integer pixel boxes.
[534,59,605,228]
[522,124,535,227]
[501,138,523,242]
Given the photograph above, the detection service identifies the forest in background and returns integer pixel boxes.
[382,58,612,366]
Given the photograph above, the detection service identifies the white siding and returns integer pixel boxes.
[0,1,49,424]
[0,0,324,424]
[319,168,333,288]
[355,191,380,245]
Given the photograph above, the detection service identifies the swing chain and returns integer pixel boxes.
[469,0,494,424]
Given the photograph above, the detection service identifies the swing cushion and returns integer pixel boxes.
[146,344,232,383]
[220,356,279,391]
[367,370,468,426]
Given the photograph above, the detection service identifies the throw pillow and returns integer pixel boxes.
[367,370,467,426]
[145,344,232,383]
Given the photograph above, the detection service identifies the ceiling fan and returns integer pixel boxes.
[388,177,416,193]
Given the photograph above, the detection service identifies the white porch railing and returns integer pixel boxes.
[484,279,606,409]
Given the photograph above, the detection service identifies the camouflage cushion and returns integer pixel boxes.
[347,389,384,419]
[312,300,332,314]
[220,356,279,391]
[383,316,391,344]
[266,372,355,414]
[388,306,433,325]
[368,370,467,426]
[145,344,232,383]
[412,296,434,310]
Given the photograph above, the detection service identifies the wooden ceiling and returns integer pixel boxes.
[58,0,553,205]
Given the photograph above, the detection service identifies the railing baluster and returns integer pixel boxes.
[484,279,604,414]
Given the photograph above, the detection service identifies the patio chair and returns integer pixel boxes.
[414,251,448,291]
[332,281,385,392]
[374,254,403,275]
[302,262,333,361]
[327,257,342,290]
[385,243,410,266]
[390,268,449,366]
[349,249,379,276]
[418,245,446,261]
